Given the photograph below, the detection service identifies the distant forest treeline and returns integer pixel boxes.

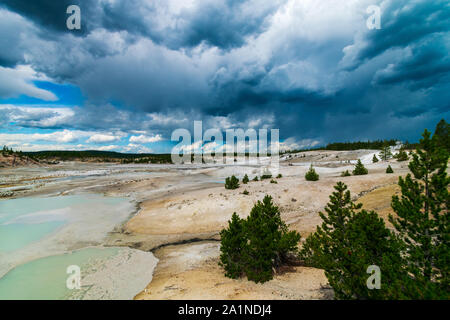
[284,139,411,154]
[22,150,173,164]
[325,139,398,151]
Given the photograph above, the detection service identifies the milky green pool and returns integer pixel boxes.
[0,195,126,253]
[0,247,119,300]
[0,194,132,300]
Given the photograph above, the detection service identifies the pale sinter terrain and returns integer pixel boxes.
[0,149,409,299]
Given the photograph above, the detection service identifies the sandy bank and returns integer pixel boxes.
[135,242,332,300]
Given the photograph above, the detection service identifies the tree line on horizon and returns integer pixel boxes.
[325,139,398,151]
[19,150,173,164]
[283,139,402,154]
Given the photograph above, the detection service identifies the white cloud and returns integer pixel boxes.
[277,137,322,152]
[87,133,121,143]
[0,104,75,128]
[129,134,163,144]
[0,130,81,144]
[0,65,57,101]
[97,145,121,151]
[123,143,153,154]
[177,140,203,154]
[0,129,126,148]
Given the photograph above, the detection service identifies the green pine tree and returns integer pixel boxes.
[372,154,379,163]
[386,165,394,174]
[260,168,272,180]
[243,196,300,283]
[299,182,356,269]
[300,182,404,299]
[342,210,405,299]
[353,159,368,175]
[219,196,301,284]
[242,174,249,184]
[225,176,240,189]
[219,213,247,279]
[380,143,393,161]
[305,165,319,181]
[396,150,409,162]
[389,129,450,299]
[432,119,449,153]
[341,170,351,177]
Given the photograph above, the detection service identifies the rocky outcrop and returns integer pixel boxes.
[0,154,40,167]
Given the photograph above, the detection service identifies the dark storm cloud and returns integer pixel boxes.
[101,0,285,50]
[0,8,34,67]
[1,0,283,50]
[173,0,283,49]
[344,0,450,70]
[0,0,98,33]
[1,0,449,147]
[373,34,450,89]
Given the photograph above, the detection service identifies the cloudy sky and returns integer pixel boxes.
[0,0,449,153]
